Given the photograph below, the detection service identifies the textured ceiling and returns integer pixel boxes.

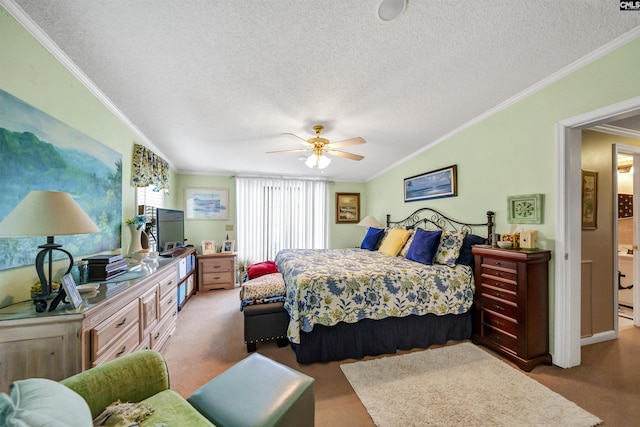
[9,0,640,181]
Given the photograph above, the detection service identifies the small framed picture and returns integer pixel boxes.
[222,240,235,253]
[201,240,217,255]
[61,273,83,309]
[165,242,176,251]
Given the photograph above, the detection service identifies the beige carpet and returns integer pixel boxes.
[340,342,602,427]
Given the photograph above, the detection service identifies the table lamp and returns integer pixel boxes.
[357,215,382,228]
[0,191,100,312]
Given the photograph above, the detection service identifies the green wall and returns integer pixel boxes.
[0,7,172,306]
[365,37,640,352]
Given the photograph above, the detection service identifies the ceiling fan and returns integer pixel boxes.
[267,125,365,169]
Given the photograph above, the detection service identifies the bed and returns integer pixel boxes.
[275,207,495,363]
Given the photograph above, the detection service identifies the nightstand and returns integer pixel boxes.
[197,253,237,291]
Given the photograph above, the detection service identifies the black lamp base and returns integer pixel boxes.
[32,236,73,313]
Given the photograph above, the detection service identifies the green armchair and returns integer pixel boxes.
[61,349,213,426]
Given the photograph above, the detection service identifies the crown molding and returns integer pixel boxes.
[0,0,173,167]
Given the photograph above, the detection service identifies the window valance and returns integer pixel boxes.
[131,143,170,192]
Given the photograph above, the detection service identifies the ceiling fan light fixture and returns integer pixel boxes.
[305,154,318,168]
[318,155,331,169]
[378,0,406,21]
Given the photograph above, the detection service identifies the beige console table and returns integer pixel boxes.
[0,247,195,392]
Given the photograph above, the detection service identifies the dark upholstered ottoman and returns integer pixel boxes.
[187,353,315,427]
[243,302,290,352]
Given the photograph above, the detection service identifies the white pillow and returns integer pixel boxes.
[0,378,92,427]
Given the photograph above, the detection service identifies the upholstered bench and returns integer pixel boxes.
[243,301,290,352]
[188,353,315,427]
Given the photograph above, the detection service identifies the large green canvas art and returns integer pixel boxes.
[0,89,122,271]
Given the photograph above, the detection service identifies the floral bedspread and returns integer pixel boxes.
[275,248,475,344]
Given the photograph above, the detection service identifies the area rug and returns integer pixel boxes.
[340,343,602,427]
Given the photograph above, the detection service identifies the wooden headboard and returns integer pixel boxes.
[386,208,495,238]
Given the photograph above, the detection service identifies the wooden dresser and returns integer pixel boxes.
[0,248,195,391]
[471,246,552,371]
[197,253,236,291]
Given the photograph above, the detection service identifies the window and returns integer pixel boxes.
[236,177,327,263]
[136,186,164,249]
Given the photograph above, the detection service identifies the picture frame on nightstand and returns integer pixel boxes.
[222,240,235,253]
[60,273,83,309]
[201,240,216,254]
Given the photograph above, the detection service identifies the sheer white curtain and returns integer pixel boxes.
[236,177,327,263]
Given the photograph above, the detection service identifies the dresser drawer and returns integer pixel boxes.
[151,307,177,350]
[481,267,518,285]
[480,272,518,294]
[203,271,233,284]
[159,291,177,320]
[201,259,233,273]
[483,311,518,336]
[481,295,518,320]
[91,300,139,359]
[91,322,140,367]
[481,257,517,273]
[484,325,517,353]
[480,283,517,304]
[158,269,178,300]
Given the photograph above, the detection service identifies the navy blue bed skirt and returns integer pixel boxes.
[291,311,473,364]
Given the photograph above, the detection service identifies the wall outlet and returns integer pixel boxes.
[225,224,233,231]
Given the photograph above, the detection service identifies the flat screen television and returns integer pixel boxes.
[156,208,185,253]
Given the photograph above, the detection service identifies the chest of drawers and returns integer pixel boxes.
[471,246,552,371]
[197,253,236,291]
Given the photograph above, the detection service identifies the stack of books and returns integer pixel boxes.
[83,254,127,281]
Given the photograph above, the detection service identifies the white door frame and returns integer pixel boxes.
[555,96,640,368]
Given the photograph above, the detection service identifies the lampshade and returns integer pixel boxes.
[357,215,382,228]
[305,153,332,170]
[0,191,100,237]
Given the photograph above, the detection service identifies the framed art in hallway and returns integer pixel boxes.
[185,187,229,220]
[336,193,360,224]
[582,170,598,230]
[404,165,457,202]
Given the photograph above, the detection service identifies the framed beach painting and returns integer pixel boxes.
[185,187,229,220]
[336,193,360,224]
[404,165,457,202]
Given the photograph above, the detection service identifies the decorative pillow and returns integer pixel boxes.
[406,229,443,265]
[247,260,278,280]
[456,234,486,266]
[434,230,468,266]
[0,378,92,427]
[378,228,412,257]
[398,229,415,257]
[360,227,385,250]
[240,273,286,301]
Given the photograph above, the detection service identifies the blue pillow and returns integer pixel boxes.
[361,227,385,250]
[456,234,486,266]
[406,229,442,265]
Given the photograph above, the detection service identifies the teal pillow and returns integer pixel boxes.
[406,229,442,265]
[0,378,92,427]
[360,227,385,250]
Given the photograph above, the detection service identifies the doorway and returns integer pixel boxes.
[556,96,640,369]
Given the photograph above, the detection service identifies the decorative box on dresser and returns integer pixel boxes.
[471,246,552,372]
[0,247,196,392]
[197,253,237,291]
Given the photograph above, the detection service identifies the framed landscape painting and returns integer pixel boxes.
[185,187,229,220]
[336,193,360,224]
[404,165,457,202]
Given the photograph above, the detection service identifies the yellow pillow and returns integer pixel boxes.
[378,228,412,256]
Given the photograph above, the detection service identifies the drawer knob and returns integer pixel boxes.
[496,292,503,298]
[495,272,502,277]
[116,346,127,357]
[494,304,505,311]
[495,320,504,326]
[154,332,160,340]
[116,318,127,328]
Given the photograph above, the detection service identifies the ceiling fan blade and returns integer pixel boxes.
[266,148,310,154]
[281,133,312,147]
[327,149,364,161]
[326,137,366,149]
